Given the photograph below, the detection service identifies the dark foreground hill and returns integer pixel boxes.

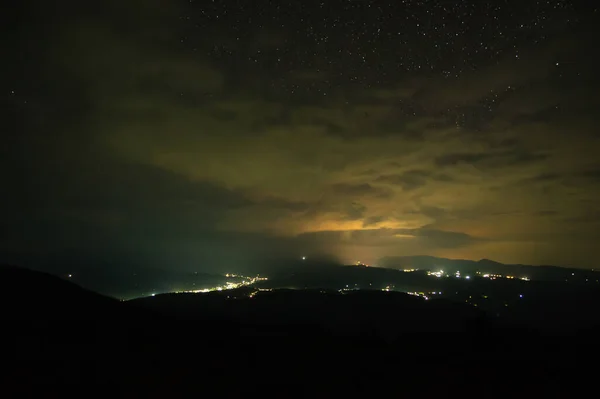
[130,288,490,337]
[2,266,597,396]
[0,264,124,318]
[260,264,600,333]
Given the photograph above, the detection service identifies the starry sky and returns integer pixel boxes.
[3,0,599,272]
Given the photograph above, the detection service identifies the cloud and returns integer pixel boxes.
[4,0,600,270]
[331,183,389,198]
[362,216,387,228]
[434,150,548,169]
[411,228,480,249]
[575,169,600,182]
[412,37,578,110]
[375,170,454,191]
[296,227,482,261]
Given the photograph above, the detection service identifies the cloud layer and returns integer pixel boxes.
[3,1,599,270]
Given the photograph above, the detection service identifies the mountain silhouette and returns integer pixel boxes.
[378,255,598,282]
[3,264,599,396]
[0,264,122,319]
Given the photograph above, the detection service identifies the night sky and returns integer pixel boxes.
[3,0,599,272]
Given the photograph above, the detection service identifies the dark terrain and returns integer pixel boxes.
[3,264,598,396]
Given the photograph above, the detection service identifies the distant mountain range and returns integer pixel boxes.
[377,255,598,282]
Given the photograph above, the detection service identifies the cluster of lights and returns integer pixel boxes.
[427,270,445,278]
[480,273,529,281]
[424,270,471,279]
[169,274,268,296]
[403,269,417,272]
[340,283,361,292]
[455,271,470,279]
[423,270,530,282]
[407,292,429,300]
